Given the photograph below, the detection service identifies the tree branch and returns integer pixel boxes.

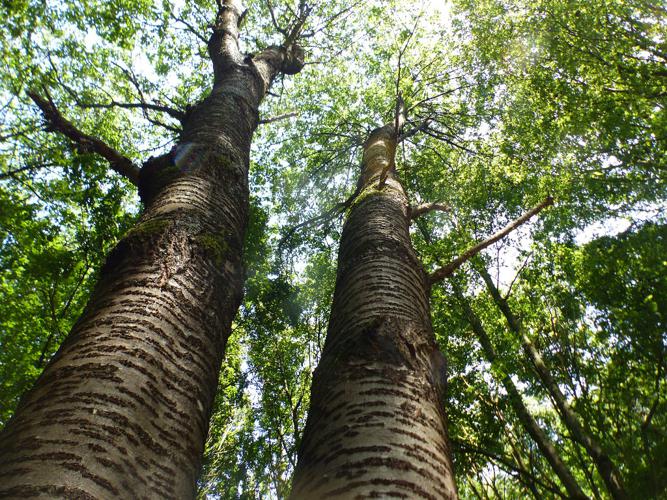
[169,12,209,44]
[399,114,433,143]
[409,202,450,220]
[76,100,185,122]
[28,90,140,185]
[300,1,362,39]
[0,163,61,180]
[278,185,362,253]
[452,439,566,497]
[266,0,289,36]
[258,111,298,125]
[429,197,553,284]
[284,0,312,46]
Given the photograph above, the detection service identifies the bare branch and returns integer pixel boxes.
[300,1,362,38]
[76,100,185,121]
[421,126,478,155]
[399,114,433,142]
[0,163,61,180]
[28,90,140,185]
[58,61,185,130]
[266,0,288,36]
[284,1,312,46]
[504,251,533,300]
[279,202,346,252]
[407,86,467,114]
[279,186,362,253]
[452,439,566,498]
[429,197,554,285]
[169,12,208,43]
[258,111,298,125]
[409,202,450,220]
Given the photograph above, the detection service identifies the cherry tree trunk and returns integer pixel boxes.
[290,124,458,499]
[0,46,301,500]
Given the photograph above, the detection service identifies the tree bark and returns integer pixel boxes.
[289,122,458,499]
[455,290,589,500]
[476,263,628,500]
[0,5,304,498]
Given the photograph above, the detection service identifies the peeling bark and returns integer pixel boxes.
[0,5,305,497]
[290,124,458,499]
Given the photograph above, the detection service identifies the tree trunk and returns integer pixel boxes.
[289,122,458,499]
[0,10,304,497]
[456,290,589,499]
[476,263,628,500]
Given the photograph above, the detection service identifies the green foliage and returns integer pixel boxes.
[0,163,136,424]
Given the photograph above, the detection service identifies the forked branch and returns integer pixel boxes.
[28,90,140,185]
[429,197,554,285]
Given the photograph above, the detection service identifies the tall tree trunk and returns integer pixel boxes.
[455,289,589,499]
[475,263,628,500]
[0,3,304,497]
[290,119,458,499]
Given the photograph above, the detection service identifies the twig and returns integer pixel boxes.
[503,251,534,300]
[169,12,209,43]
[266,0,289,36]
[278,186,362,253]
[76,101,185,121]
[0,162,61,180]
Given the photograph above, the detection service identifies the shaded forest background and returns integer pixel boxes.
[0,0,665,497]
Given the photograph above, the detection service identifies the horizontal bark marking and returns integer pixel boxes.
[390,441,454,476]
[0,452,120,496]
[366,490,409,498]
[296,421,392,465]
[357,387,418,399]
[322,445,392,465]
[0,485,97,499]
[387,426,449,457]
[324,477,442,500]
[0,466,31,478]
